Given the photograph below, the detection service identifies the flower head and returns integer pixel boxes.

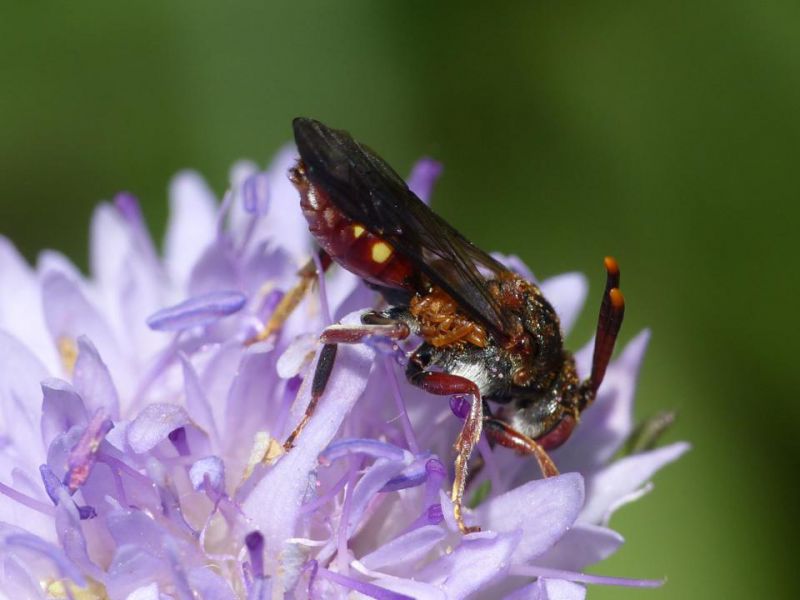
[0,145,687,599]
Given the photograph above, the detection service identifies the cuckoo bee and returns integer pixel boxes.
[276,118,625,533]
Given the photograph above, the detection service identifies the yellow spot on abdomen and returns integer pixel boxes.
[352,224,366,238]
[371,241,393,264]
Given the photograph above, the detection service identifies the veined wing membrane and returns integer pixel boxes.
[293,117,513,339]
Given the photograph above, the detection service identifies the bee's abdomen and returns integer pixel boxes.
[295,164,415,290]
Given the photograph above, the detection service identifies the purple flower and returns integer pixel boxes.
[0,145,688,599]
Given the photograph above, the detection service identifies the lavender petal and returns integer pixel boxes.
[127,403,191,454]
[126,583,161,600]
[359,525,446,571]
[187,566,237,600]
[509,565,663,589]
[320,439,409,465]
[4,533,86,587]
[257,145,314,262]
[164,170,218,287]
[73,336,121,419]
[539,272,588,337]
[41,271,132,391]
[241,342,375,592]
[0,330,49,466]
[147,291,246,332]
[553,330,650,474]
[316,566,415,600]
[276,334,317,379]
[505,578,587,600]
[242,172,270,215]
[380,457,431,492]
[368,579,447,600]
[187,244,239,297]
[40,378,89,448]
[189,456,225,494]
[534,524,624,572]
[579,441,690,525]
[477,473,585,565]
[180,354,220,446]
[345,457,411,539]
[417,530,521,598]
[0,236,58,371]
[407,158,443,205]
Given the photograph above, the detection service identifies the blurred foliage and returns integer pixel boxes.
[1,2,797,597]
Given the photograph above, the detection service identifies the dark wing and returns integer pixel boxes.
[293,117,514,338]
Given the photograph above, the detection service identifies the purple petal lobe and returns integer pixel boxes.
[509,565,663,589]
[247,578,271,600]
[241,343,374,590]
[579,441,690,524]
[0,237,58,370]
[539,273,588,337]
[242,172,270,215]
[39,464,62,505]
[165,170,218,286]
[554,330,650,473]
[407,158,443,205]
[146,291,246,332]
[380,457,430,492]
[506,578,587,600]
[73,335,121,419]
[40,378,89,448]
[188,566,237,600]
[127,403,191,454]
[114,191,143,224]
[360,525,446,571]
[535,524,624,572]
[276,334,317,378]
[418,530,521,598]
[5,533,86,587]
[478,473,584,565]
[369,579,447,600]
[180,354,219,444]
[257,145,315,261]
[42,267,131,393]
[316,567,414,600]
[187,244,239,297]
[320,439,408,465]
[345,458,411,538]
[189,456,225,493]
[127,583,160,600]
[0,330,49,464]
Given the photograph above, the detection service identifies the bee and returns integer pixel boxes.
[275,118,624,533]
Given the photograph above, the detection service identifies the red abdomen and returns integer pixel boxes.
[293,164,416,291]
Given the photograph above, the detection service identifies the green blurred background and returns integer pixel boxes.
[1,2,797,597]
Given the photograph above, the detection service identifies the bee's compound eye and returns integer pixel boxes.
[536,414,576,450]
